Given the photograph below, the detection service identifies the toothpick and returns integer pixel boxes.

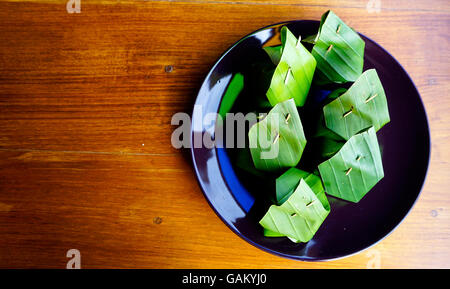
[343,109,353,118]
[273,133,280,144]
[365,93,378,103]
[284,68,291,85]
[345,167,353,176]
[356,155,362,161]
[291,213,297,217]
[285,113,291,124]
[336,25,341,33]
[326,44,333,55]
[306,200,315,207]
[296,35,302,48]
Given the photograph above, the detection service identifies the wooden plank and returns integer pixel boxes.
[0,150,448,268]
[4,0,450,12]
[0,0,449,268]
[0,1,448,154]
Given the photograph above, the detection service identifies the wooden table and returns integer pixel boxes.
[0,0,448,269]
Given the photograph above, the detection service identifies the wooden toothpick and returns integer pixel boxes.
[296,35,302,48]
[306,200,315,207]
[345,167,353,176]
[326,44,333,55]
[343,109,353,118]
[285,113,291,124]
[273,133,280,144]
[356,155,362,161]
[284,68,292,85]
[336,25,341,33]
[365,93,378,103]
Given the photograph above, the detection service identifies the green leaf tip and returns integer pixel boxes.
[263,45,282,66]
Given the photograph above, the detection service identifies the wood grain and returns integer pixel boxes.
[0,0,449,268]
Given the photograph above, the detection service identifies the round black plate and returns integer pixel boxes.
[190,20,430,261]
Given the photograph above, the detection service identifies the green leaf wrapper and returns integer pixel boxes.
[265,26,316,107]
[260,179,330,243]
[263,45,282,66]
[318,127,384,203]
[301,34,318,44]
[323,69,390,140]
[311,10,365,84]
[248,98,307,171]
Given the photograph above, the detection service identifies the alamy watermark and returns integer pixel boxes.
[366,248,381,269]
[171,105,282,159]
[66,249,81,269]
[366,0,381,13]
[67,0,81,14]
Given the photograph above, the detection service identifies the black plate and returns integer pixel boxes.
[190,20,430,261]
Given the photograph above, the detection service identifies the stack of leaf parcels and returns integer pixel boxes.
[245,10,390,243]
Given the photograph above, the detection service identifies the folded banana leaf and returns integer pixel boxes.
[312,107,345,141]
[307,104,346,163]
[311,10,365,84]
[301,34,318,44]
[318,127,384,203]
[263,228,303,243]
[276,168,330,211]
[323,69,390,140]
[326,87,347,101]
[259,178,330,243]
[263,45,282,66]
[265,26,316,107]
[263,228,284,237]
[248,98,306,171]
[314,137,345,161]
